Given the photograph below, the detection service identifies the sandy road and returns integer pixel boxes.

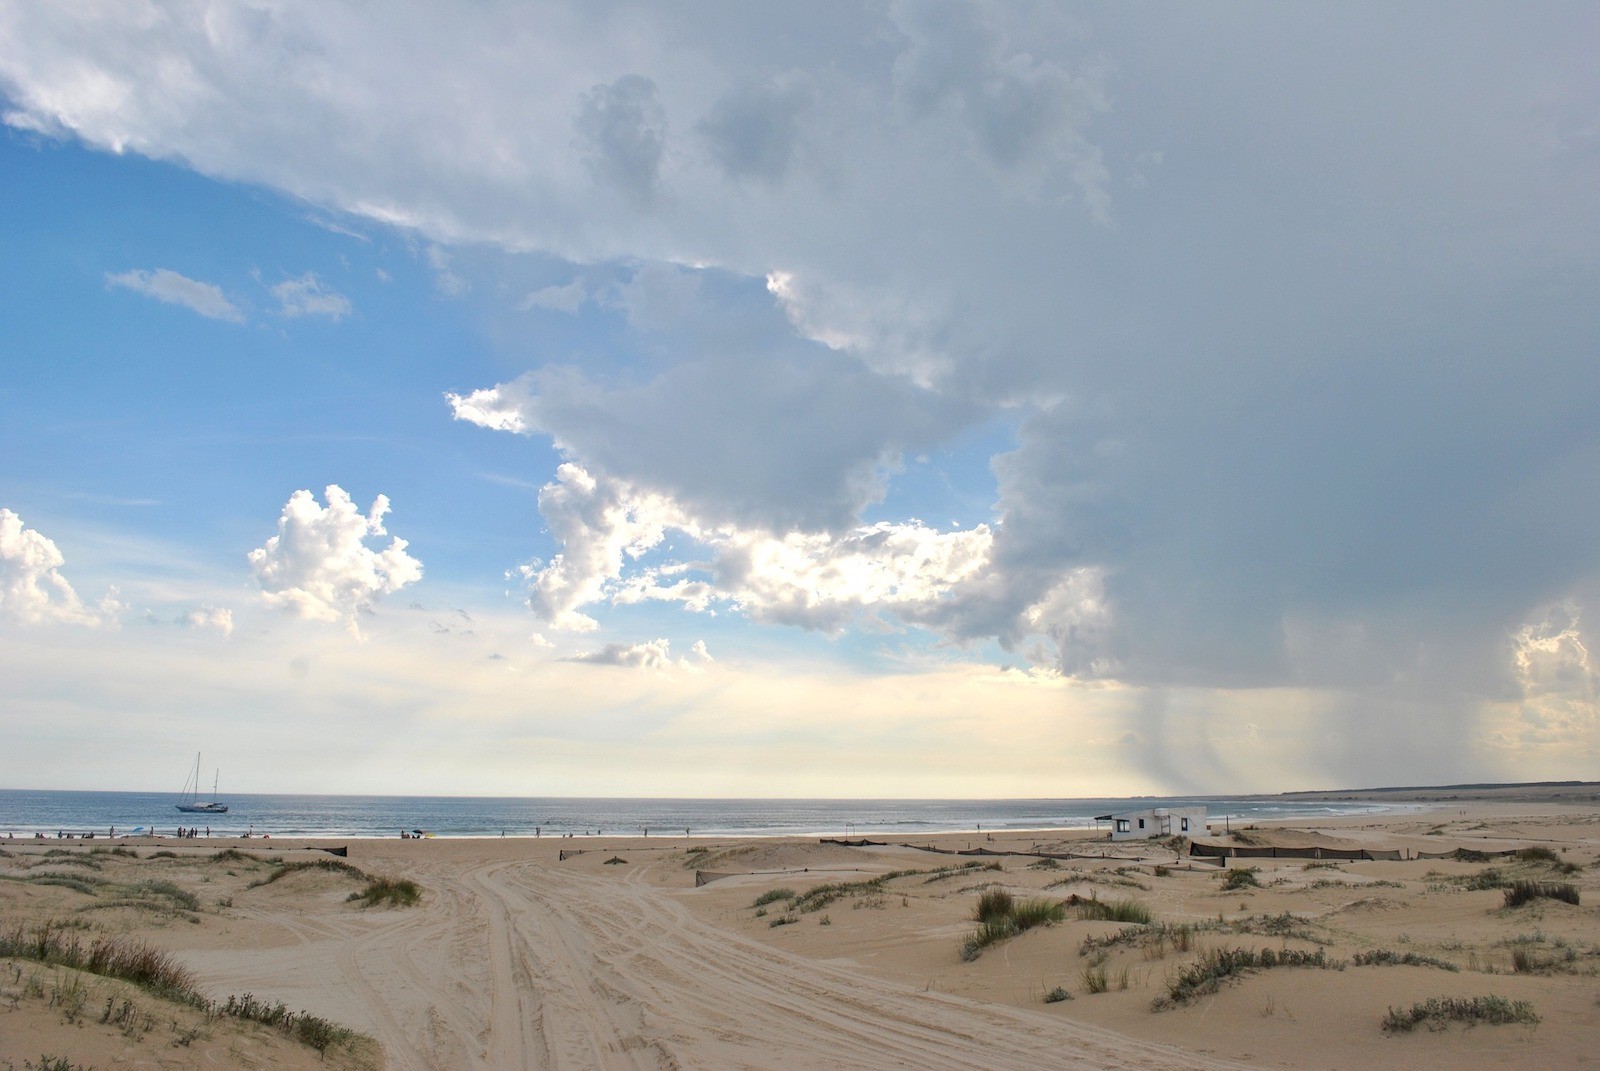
[186,852,1250,1071]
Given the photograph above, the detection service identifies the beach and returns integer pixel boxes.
[3,788,1597,1069]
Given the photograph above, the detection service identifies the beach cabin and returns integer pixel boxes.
[1096,806,1207,842]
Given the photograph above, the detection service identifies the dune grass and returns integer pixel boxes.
[1072,895,1153,924]
[1381,995,1539,1032]
[1352,949,1459,971]
[1503,880,1579,908]
[1154,946,1338,1009]
[1,918,372,1057]
[960,892,1066,961]
[752,887,797,908]
[1220,867,1261,890]
[248,858,368,888]
[347,876,422,908]
[1,920,198,1002]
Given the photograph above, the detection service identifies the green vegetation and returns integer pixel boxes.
[1043,986,1072,1003]
[29,855,102,870]
[248,858,367,888]
[208,848,265,864]
[1154,946,1338,1009]
[1071,896,1153,925]
[1351,949,1459,971]
[1220,867,1261,890]
[0,918,372,1058]
[959,892,1065,961]
[347,876,422,908]
[1381,995,1539,1032]
[1503,880,1579,908]
[752,888,796,908]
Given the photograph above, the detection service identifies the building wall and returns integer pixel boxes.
[1107,806,1207,841]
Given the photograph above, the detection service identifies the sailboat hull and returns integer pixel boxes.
[175,803,229,813]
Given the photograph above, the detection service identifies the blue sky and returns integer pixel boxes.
[1,3,1597,797]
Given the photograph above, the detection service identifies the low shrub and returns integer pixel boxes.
[1352,949,1459,972]
[752,888,796,908]
[1073,896,1153,925]
[1221,867,1260,890]
[347,876,421,907]
[1381,995,1539,1032]
[960,894,1064,960]
[249,859,367,888]
[1043,985,1072,1003]
[1155,946,1336,1009]
[1503,881,1579,909]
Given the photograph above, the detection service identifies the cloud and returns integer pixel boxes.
[509,464,1012,641]
[566,636,713,670]
[270,271,351,319]
[178,605,234,637]
[574,74,667,206]
[426,245,469,297]
[0,509,106,626]
[567,638,676,670]
[520,278,587,314]
[106,268,243,322]
[6,4,1600,781]
[448,340,977,534]
[247,486,423,636]
[698,74,812,183]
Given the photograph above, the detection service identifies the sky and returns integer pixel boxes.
[1,2,1597,798]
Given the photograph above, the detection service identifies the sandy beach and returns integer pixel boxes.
[3,788,1597,1069]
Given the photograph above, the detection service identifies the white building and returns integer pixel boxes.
[1095,806,1207,842]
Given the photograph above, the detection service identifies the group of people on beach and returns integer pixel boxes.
[174,826,209,838]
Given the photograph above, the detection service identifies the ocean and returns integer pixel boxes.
[0,789,1402,840]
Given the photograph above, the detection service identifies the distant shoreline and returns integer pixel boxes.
[1276,780,1600,803]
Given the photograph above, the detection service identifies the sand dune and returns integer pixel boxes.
[3,796,1597,1069]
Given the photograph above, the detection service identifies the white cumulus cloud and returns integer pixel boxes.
[106,268,243,323]
[0,509,110,626]
[248,486,423,636]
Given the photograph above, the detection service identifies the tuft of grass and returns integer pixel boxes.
[217,992,370,1054]
[1221,867,1261,890]
[752,888,796,908]
[1503,881,1579,908]
[1155,946,1338,1009]
[1352,949,1459,972]
[0,921,199,1003]
[1072,896,1153,925]
[347,876,421,908]
[30,855,103,870]
[768,913,798,928]
[249,858,368,888]
[1080,964,1109,994]
[1381,995,1539,1032]
[1044,986,1072,1003]
[960,917,1019,961]
[7,874,102,897]
[1515,846,1560,864]
[973,888,1015,923]
[208,848,264,864]
[960,894,1065,960]
[0,918,374,1057]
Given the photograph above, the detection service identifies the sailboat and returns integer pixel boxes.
[175,753,229,814]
